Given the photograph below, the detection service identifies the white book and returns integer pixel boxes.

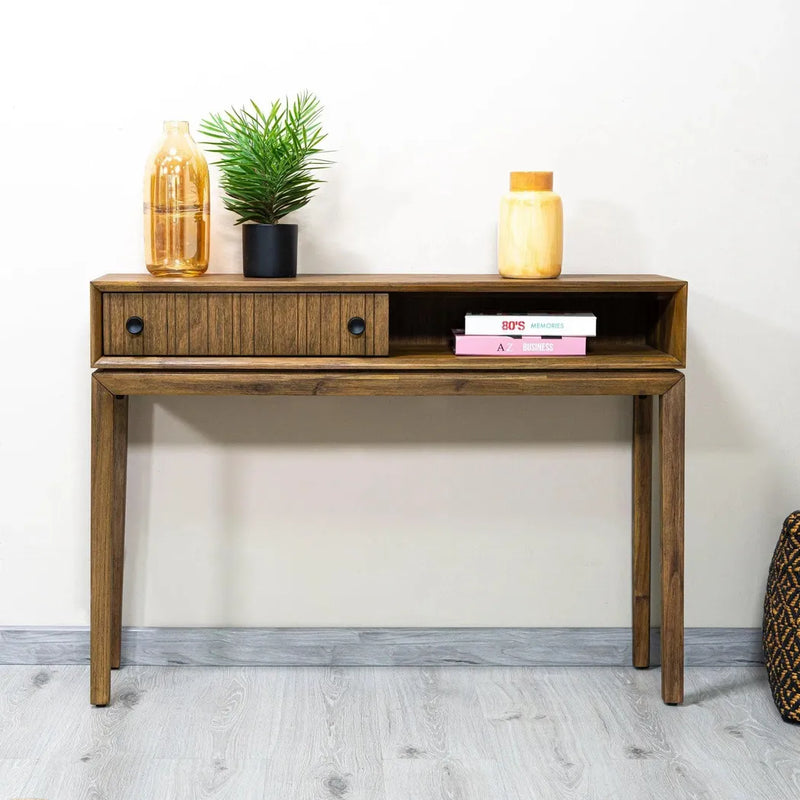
[464,313,597,337]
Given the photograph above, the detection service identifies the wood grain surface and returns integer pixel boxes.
[90,283,103,365]
[660,377,685,704]
[91,273,687,292]
[0,665,795,799]
[100,291,389,357]
[652,283,688,366]
[109,394,128,671]
[94,369,682,397]
[92,344,682,371]
[632,395,653,668]
[92,275,688,368]
[90,379,129,702]
[0,626,766,667]
[90,379,114,706]
[87,273,688,712]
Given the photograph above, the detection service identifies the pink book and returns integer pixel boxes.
[452,330,586,356]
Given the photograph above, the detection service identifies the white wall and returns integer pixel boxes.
[1,0,798,628]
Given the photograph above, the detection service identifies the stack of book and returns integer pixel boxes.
[453,312,596,356]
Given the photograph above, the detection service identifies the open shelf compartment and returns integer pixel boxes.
[388,288,686,369]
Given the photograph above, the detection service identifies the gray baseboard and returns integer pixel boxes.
[0,627,763,667]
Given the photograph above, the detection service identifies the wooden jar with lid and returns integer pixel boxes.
[498,171,563,279]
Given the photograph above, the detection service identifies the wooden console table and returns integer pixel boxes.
[89,273,687,707]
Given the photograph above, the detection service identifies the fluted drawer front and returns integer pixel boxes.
[102,292,389,356]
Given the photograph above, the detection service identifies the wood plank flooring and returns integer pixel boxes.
[0,666,797,799]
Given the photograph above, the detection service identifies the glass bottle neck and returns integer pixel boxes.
[163,120,190,135]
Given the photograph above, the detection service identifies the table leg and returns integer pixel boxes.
[110,395,128,669]
[632,394,653,668]
[90,377,128,706]
[660,376,685,704]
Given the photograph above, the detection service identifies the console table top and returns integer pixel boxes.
[92,273,687,293]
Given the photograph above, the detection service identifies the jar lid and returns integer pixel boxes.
[510,171,553,191]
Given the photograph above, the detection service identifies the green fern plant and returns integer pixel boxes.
[199,92,331,226]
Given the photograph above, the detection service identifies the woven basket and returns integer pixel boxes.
[763,510,800,724]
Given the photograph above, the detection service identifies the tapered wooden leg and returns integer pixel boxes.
[91,377,127,705]
[660,376,685,704]
[110,395,128,669]
[632,395,652,669]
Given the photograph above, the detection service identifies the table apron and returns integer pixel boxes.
[93,370,683,397]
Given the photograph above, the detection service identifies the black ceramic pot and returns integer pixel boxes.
[242,223,298,278]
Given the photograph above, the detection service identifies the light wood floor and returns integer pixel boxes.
[0,666,797,798]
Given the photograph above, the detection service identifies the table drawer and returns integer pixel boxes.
[102,292,389,356]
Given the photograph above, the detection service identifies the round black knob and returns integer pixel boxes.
[125,316,144,336]
[347,316,366,336]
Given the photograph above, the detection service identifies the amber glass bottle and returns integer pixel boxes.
[498,171,563,279]
[144,121,210,276]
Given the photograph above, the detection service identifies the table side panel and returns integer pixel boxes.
[90,284,103,365]
[651,284,688,366]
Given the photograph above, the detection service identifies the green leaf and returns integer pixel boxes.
[199,92,333,225]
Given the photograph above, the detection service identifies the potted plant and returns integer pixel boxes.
[199,92,331,278]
